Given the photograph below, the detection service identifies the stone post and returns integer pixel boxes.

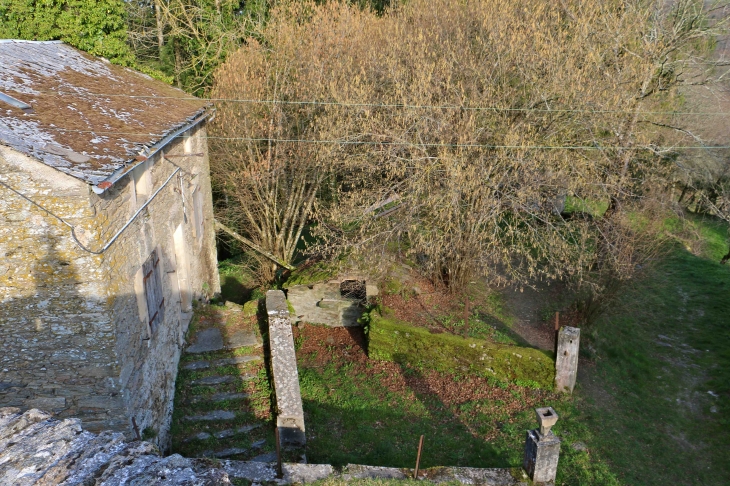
[523,407,561,484]
[555,326,580,393]
[266,290,306,448]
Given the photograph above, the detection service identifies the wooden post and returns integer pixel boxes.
[414,435,424,479]
[553,311,560,356]
[275,427,283,479]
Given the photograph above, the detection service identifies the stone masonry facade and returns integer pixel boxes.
[0,123,219,450]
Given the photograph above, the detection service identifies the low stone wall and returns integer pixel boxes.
[266,290,306,448]
[0,407,536,486]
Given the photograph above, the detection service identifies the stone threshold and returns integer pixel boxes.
[221,461,534,485]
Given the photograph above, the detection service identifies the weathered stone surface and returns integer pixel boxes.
[555,326,580,393]
[213,355,261,367]
[342,464,408,480]
[213,447,247,458]
[287,279,371,327]
[0,122,221,451]
[213,423,261,439]
[187,328,225,354]
[184,361,211,370]
[0,409,231,485]
[186,431,212,442]
[184,410,236,422]
[226,331,261,349]
[190,375,234,385]
[523,429,561,484]
[250,452,278,463]
[221,459,526,485]
[266,290,306,448]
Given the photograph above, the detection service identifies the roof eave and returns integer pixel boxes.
[92,107,213,195]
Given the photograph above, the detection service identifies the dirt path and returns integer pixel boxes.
[493,281,575,351]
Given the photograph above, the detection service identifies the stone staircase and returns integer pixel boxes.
[170,302,276,462]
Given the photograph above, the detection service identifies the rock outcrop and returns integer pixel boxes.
[0,408,231,485]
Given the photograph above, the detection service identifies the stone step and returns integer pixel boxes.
[187,328,261,354]
[213,423,262,439]
[189,392,250,405]
[183,355,262,371]
[190,375,234,386]
[212,447,248,458]
[183,410,236,422]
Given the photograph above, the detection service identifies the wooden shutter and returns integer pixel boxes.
[143,248,165,334]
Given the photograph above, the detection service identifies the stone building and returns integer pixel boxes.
[0,40,220,449]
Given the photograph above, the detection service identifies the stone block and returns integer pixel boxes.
[555,326,580,393]
[266,290,306,448]
[523,429,560,484]
[26,396,66,410]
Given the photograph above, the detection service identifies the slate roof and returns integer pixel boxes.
[0,40,209,185]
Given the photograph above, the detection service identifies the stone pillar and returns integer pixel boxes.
[266,290,306,448]
[523,407,561,484]
[555,326,580,393]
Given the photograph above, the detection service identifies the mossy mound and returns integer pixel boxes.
[283,261,338,288]
[368,308,555,388]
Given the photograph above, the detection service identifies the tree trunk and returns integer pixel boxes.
[154,0,165,59]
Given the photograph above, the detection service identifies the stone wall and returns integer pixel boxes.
[0,122,220,450]
[98,123,220,448]
[1,407,533,486]
[0,145,123,432]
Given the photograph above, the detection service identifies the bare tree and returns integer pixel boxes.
[211,0,726,289]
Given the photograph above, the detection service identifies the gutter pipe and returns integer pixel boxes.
[92,108,212,195]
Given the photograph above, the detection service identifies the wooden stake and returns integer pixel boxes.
[414,435,424,479]
[275,427,283,479]
[554,311,560,356]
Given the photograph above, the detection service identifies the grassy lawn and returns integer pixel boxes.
[568,247,730,484]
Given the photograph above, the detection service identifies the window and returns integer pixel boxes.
[142,248,165,335]
[192,185,204,244]
[183,131,194,154]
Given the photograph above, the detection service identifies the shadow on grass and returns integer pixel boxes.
[300,347,514,469]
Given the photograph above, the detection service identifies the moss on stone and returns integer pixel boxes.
[368,307,555,389]
[283,262,338,288]
[242,299,259,318]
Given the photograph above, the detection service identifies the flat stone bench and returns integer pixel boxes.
[266,290,306,448]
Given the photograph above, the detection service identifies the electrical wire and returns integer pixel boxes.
[24,128,730,150]
[0,167,181,254]
[36,90,730,116]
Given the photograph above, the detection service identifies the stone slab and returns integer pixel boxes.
[187,328,225,354]
[183,361,210,370]
[225,331,260,349]
[267,290,306,447]
[214,424,262,439]
[212,355,261,367]
[184,410,236,422]
[250,452,278,463]
[214,447,248,458]
[185,431,212,442]
[210,392,250,402]
[190,375,234,386]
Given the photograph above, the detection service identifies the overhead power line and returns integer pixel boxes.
[38,90,730,116]
[34,127,730,150]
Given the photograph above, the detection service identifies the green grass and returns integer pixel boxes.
[367,307,555,388]
[299,358,543,468]
[566,245,730,485]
